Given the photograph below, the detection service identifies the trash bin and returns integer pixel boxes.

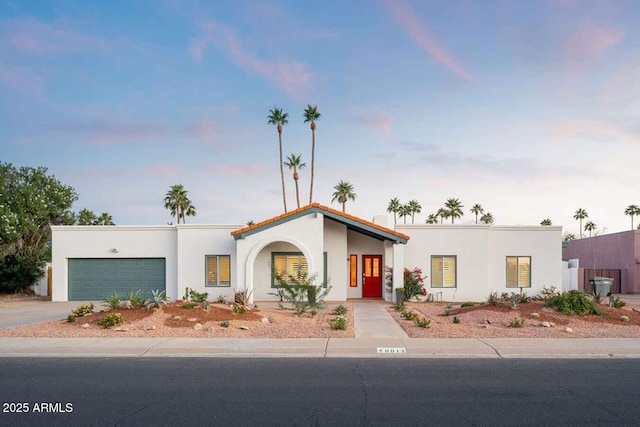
[589,277,614,297]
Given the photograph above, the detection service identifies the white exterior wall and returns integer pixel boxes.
[235,213,324,303]
[175,225,239,301]
[50,226,178,301]
[323,219,348,301]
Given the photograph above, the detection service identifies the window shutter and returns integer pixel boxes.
[506,257,517,287]
[432,257,443,287]
[518,257,530,287]
[207,256,218,286]
[443,257,456,287]
[219,256,230,285]
[274,255,287,281]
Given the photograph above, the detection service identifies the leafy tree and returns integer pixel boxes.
[625,204,640,230]
[436,208,447,224]
[563,232,576,241]
[331,180,357,212]
[268,107,289,212]
[77,208,97,225]
[584,220,596,237]
[163,184,196,224]
[0,163,77,291]
[303,105,321,205]
[408,199,421,224]
[284,154,306,209]
[573,208,588,238]
[425,214,439,224]
[540,218,552,226]
[95,212,115,225]
[480,212,494,224]
[387,197,401,224]
[444,198,464,224]
[470,204,484,224]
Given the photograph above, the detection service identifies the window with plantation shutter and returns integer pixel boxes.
[206,255,231,287]
[506,256,531,288]
[431,256,456,288]
[272,252,308,287]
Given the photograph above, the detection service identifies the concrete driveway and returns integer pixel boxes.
[0,299,99,330]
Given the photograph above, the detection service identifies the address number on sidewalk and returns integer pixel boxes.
[376,347,407,354]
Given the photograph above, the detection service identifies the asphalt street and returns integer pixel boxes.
[1,358,639,426]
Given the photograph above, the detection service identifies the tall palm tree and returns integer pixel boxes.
[76,208,97,225]
[563,232,576,242]
[284,154,306,209]
[303,105,321,204]
[164,184,196,224]
[625,204,640,230]
[540,218,552,226]
[480,212,494,224]
[408,199,421,224]
[398,204,410,224]
[584,220,596,237]
[331,180,357,212]
[444,198,464,224]
[436,208,447,224]
[573,208,588,238]
[267,107,289,212]
[387,197,401,224]
[425,214,439,224]
[96,212,115,225]
[470,204,484,224]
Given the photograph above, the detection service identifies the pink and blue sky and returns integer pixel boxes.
[2,0,639,234]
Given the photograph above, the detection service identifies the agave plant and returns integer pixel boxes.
[145,289,169,310]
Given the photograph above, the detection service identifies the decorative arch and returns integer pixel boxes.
[243,236,316,303]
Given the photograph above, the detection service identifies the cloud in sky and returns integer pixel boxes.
[183,120,218,142]
[202,163,269,176]
[566,23,624,64]
[189,20,314,102]
[0,63,44,98]
[43,119,168,145]
[553,121,640,145]
[351,113,394,138]
[380,0,474,82]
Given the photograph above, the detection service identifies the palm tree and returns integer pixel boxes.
[540,218,552,226]
[573,208,588,238]
[76,208,97,225]
[284,154,306,209]
[164,184,197,224]
[470,204,484,224]
[398,204,411,224]
[303,105,321,204]
[267,107,289,212]
[625,204,640,230]
[425,214,439,224]
[246,220,255,226]
[563,232,576,242]
[444,198,464,224]
[387,197,401,224]
[408,199,421,224]
[331,180,357,212]
[480,212,494,224]
[96,212,115,225]
[584,220,596,237]
[436,208,447,224]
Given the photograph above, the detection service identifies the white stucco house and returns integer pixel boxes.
[51,203,562,303]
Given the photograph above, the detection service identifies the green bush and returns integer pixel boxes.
[145,289,169,310]
[414,317,431,328]
[97,313,124,329]
[127,289,145,308]
[67,314,76,323]
[612,297,626,309]
[71,303,94,317]
[274,272,331,315]
[545,290,603,316]
[508,317,525,328]
[216,295,227,304]
[104,291,122,310]
[333,305,347,315]
[232,303,246,314]
[460,302,476,308]
[330,315,348,330]
[189,289,209,303]
[400,310,417,321]
[393,301,405,311]
[487,292,501,306]
[453,316,460,324]
[220,320,229,328]
[182,302,197,309]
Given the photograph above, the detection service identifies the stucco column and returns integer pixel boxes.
[392,243,404,303]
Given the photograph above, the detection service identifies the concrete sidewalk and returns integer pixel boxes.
[354,301,408,338]
[1,337,640,358]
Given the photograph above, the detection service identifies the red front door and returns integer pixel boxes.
[362,255,382,298]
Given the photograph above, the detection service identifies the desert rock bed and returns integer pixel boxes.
[389,299,640,338]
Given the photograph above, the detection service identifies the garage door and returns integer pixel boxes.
[68,258,166,301]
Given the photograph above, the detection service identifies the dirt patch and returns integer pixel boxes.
[388,299,640,338]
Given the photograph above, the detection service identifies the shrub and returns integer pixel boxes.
[274,272,331,315]
[546,290,603,316]
[202,301,211,311]
[232,303,246,314]
[72,303,94,317]
[453,316,460,324]
[67,314,76,323]
[444,305,453,316]
[104,291,122,310]
[145,289,169,310]
[518,291,530,303]
[509,294,518,309]
[508,317,525,328]
[127,289,145,308]
[182,302,197,309]
[330,315,348,330]
[234,287,254,306]
[537,285,560,301]
[612,297,626,309]
[487,292,501,306]
[400,310,417,321]
[393,301,405,311]
[386,267,426,300]
[414,317,431,328]
[97,313,124,329]
[220,320,229,328]
[216,295,227,304]
[333,305,348,315]
[460,302,475,308]
[189,289,209,303]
